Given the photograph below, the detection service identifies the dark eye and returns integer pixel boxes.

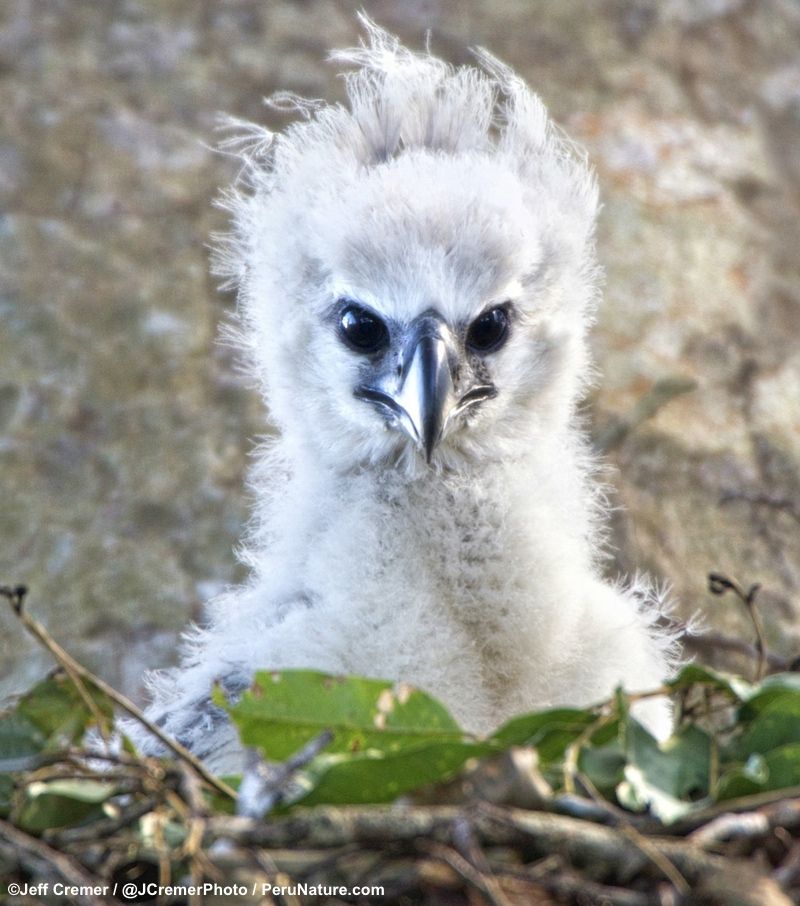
[466,305,510,353]
[338,304,389,354]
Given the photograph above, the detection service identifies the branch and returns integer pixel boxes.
[1,585,236,801]
[680,627,792,672]
[708,573,768,680]
[0,818,121,906]
[205,802,788,900]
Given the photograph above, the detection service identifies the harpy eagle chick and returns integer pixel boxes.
[129,22,679,773]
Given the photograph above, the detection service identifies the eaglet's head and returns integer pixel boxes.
[220,21,601,474]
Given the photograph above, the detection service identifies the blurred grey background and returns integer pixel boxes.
[2,0,799,703]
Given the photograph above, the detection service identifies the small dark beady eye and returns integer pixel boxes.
[339,304,389,354]
[466,305,510,353]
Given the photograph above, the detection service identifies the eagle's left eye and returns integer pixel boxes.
[467,305,510,353]
[339,304,390,354]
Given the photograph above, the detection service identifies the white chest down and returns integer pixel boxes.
[231,462,672,740]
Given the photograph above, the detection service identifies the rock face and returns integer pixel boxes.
[1,1,798,701]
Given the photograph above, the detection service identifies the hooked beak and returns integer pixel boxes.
[356,318,496,463]
[395,333,455,462]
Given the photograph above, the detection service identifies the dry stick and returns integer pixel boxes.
[680,628,790,672]
[720,490,800,525]
[685,796,800,850]
[531,869,652,906]
[688,811,770,848]
[250,848,302,906]
[549,792,640,826]
[176,759,211,818]
[773,842,800,891]
[46,796,159,848]
[582,771,690,895]
[670,788,800,834]
[420,840,512,906]
[153,807,173,891]
[172,763,217,886]
[451,813,512,906]
[1,585,236,801]
[747,587,768,682]
[477,803,791,905]
[617,823,689,896]
[562,711,690,894]
[207,803,763,888]
[1,585,110,740]
[0,817,121,906]
[707,573,768,681]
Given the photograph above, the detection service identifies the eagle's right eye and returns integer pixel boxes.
[338,304,389,354]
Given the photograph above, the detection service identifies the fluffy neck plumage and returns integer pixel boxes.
[251,428,602,619]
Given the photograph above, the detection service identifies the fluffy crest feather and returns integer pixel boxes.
[213,16,597,284]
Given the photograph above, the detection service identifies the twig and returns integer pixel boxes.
[563,711,615,795]
[250,848,301,906]
[420,840,512,906]
[0,817,121,906]
[173,761,216,886]
[679,627,791,672]
[708,573,768,681]
[532,869,653,906]
[773,842,800,891]
[1,585,110,739]
[564,724,690,894]
[549,792,649,827]
[176,760,211,818]
[720,490,800,525]
[45,796,159,847]
[668,789,800,834]
[477,802,750,888]
[1,584,236,801]
[559,700,689,894]
[688,811,770,847]
[451,813,512,906]
[206,802,769,889]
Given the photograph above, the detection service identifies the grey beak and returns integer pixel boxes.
[354,314,497,463]
[393,333,456,462]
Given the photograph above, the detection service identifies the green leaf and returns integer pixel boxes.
[746,673,800,701]
[0,711,46,772]
[222,670,469,762]
[735,691,800,757]
[490,709,596,763]
[579,732,626,795]
[221,671,493,807]
[616,720,712,823]
[0,774,15,818]
[715,753,768,799]
[758,743,800,789]
[16,779,116,833]
[16,673,113,751]
[214,666,800,815]
[737,675,800,716]
[716,744,800,800]
[667,663,753,701]
[294,739,490,807]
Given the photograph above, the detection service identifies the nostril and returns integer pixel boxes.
[453,384,497,416]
